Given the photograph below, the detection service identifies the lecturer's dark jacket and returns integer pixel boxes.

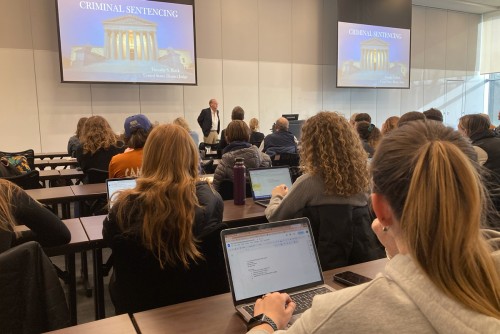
[197,108,220,137]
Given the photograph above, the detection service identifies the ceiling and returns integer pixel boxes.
[412,0,500,14]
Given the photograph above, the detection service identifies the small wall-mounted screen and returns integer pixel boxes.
[56,0,197,84]
[337,21,410,89]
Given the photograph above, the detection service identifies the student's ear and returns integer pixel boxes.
[371,193,395,227]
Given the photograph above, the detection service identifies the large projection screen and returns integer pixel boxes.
[337,21,411,88]
[56,0,197,84]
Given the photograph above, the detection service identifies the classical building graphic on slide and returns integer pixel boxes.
[339,37,408,85]
[65,15,194,77]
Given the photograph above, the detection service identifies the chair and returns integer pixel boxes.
[2,170,42,189]
[109,223,229,314]
[0,241,70,333]
[218,179,252,201]
[0,149,35,170]
[85,168,108,184]
[271,153,302,182]
[302,204,385,271]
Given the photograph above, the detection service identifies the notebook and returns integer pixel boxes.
[105,177,137,208]
[248,166,293,207]
[221,218,335,323]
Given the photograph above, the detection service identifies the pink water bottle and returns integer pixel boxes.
[233,158,246,205]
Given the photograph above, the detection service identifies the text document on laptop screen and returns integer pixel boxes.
[107,179,137,208]
[249,168,293,200]
[225,223,322,301]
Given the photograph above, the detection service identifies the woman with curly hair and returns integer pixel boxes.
[265,112,370,222]
[75,115,124,174]
[356,121,381,158]
[103,124,224,313]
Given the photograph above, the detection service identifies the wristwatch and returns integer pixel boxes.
[247,313,279,331]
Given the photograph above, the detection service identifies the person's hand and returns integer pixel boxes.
[271,184,288,197]
[253,292,296,330]
[371,218,398,259]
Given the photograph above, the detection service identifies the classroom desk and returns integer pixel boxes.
[45,314,137,334]
[70,183,107,201]
[26,186,74,218]
[132,258,388,334]
[222,199,268,227]
[39,169,84,187]
[35,158,78,170]
[39,169,62,182]
[35,151,70,160]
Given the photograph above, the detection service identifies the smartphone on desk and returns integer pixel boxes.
[333,271,372,286]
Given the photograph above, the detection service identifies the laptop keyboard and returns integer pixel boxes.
[243,287,331,316]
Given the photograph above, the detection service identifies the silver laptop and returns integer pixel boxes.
[248,167,293,207]
[105,177,137,208]
[221,218,335,323]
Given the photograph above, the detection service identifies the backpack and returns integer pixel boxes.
[0,155,31,176]
[0,157,22,177]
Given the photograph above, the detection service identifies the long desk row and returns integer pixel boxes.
[17,198,267,325]
[46,258,388,333]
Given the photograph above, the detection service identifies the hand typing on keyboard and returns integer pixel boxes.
[252,292,296,331]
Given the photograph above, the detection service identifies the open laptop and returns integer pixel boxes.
[248,167,293,207]
[105,177,137,208]
[221,218,335,323]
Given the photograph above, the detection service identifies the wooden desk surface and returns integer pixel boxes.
[80,215,106,243]
[133,259,388,334]
[39,169,61,181]
[44,218,91,257]
[25,186,75,204]
[45,314,137,334]
[34,151,70,160]
[59,168,84,179]
[222,199,267,227]
[70,183,107,199]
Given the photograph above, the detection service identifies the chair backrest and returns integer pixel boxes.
[302,204,384,271]
[85,168,108,184]
[0,149,35,170]
[2,170,41,190]
[218,179,252,201]
[109,223,229,314]
[271,152,300,167]
[0,241,70,333]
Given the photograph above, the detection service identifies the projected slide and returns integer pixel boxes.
[337,22,410,88]
[57,0,196,84]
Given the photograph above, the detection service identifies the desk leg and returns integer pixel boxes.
[66,253,77,325]
[92,248,105,319]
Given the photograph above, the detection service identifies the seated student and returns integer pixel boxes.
[102,124,225,314]
[423,108,443,123]
[381,116,399,135]
[265,112,369,222]
[356,121,381,158]
[397,111,425,127]
[249,118,265,147]
[262,117,297,156]
[109,114,153,178]
[173,117,199,147]
[354,112,371,124]
[67,117,87,158]
[75,115,124,175]
[0,179,70,253]
[246,121,500,333]
[218,106,245,151]
[213,120,271,191]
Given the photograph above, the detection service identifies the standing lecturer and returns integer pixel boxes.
[197,98,220,145]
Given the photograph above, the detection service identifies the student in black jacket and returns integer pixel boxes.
[0,179,70,253]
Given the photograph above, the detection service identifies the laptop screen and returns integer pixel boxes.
[106,178,137,208]
[248,167,293,201]
[222,218,323,303]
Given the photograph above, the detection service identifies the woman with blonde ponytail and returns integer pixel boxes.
[246,121,500,333]
[103,124,224,314]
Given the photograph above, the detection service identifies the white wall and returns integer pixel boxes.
[0,0,485,152]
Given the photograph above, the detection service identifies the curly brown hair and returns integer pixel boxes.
[300,111,369,196]
[81,115,118,155]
